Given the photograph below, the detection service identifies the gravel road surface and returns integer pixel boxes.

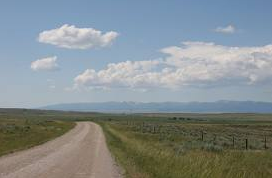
[0,122,122,178]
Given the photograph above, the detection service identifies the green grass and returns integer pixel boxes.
[0,118,75,156]
[1,108,272,177]
[100,121,272,178]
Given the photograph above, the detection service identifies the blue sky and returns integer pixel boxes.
[1,0,272,108]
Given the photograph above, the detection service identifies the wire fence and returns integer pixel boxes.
[116,121,272,150]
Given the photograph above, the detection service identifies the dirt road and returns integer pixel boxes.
[0,122,122,178]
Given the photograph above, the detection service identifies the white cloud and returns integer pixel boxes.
[214,25,235,34]
[38,24,119,49]
[31,56,59,71]
[74,60,163,89]
[73,42,272,90]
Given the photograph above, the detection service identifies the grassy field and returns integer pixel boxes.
[99,114,272,178]
[0,110,75,156]
[1,109,272,177]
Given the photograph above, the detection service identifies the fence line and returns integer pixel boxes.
[117,121,271,150]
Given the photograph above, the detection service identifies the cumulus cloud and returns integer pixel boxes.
[38,24,119,49]
[214,25,235,34]
[74,60,163,89]
[73,42,272,90]
[31,56,59,71]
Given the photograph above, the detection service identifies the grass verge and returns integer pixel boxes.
[0,118,75,156]
[100,121,272,178]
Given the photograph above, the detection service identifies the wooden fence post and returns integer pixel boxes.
[245,138,248,150]
[232,136,235,148]
[201,131,204,141]
[264,136,267,149]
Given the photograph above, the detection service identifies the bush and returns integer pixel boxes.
[201,143,223,152]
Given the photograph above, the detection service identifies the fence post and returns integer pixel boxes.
[201,131,204,141]
[232,136,235,148]
[264,136,267,149]
[245,138,248,150]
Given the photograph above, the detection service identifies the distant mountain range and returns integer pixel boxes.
[41,101,272,113]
